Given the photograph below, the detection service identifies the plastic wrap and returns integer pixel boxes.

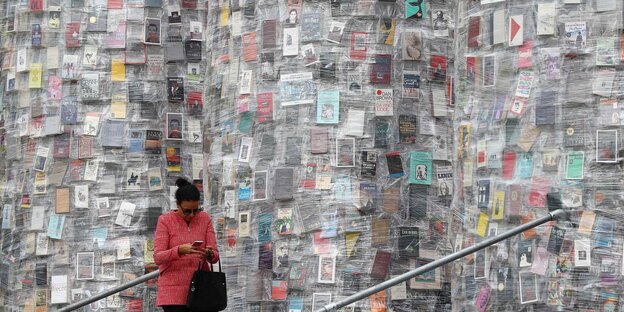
[1,0,622,311]
[451,1,624,311]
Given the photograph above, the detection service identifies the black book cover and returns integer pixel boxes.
[370,54,391,84]
[385,152,404,177]
[167,77,185,102]
[258,241,273,270]
[409,185,427,220]
[244,0,255,17]
[547,226,565,254]
[145,207,161,231]
[273,168,294,201]
[398,226,420,258]
[374,119,389,148]
[35,263,47,286]
[258,134,276,161]
[145,130,163,154]
[535,90,556,125]
[285,137,302,166]
[128,81,144,102]
[399,115,417,143]
[319,52,337,81]
[140,103,158,120]
[360,151,377,178]
[184,40,202,61]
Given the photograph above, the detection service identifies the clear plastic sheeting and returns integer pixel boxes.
[451,1,624,312]
[1,0,622,312]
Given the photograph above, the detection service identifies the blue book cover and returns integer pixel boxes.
[409,151,432,185]
[47,214,65,240]
[515,153,533,178]
[316,90,340,124]
[258,213,273,243]
[288,297,303,312]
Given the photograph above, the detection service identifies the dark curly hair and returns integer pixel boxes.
[174,178,200,204]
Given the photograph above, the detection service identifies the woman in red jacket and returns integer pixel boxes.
[154,178,220,312]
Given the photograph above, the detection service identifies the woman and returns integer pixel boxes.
[154,178,220,312]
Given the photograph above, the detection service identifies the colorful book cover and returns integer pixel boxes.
[409,151,432,185]
[66,22,81,47]
[316,90,340,124]
[256,92,273,123]
[370,54,391,84]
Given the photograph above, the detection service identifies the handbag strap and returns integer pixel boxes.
[209,260,221,273]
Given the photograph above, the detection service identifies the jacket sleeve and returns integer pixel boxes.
[154,215,181,266]
[204,214,220,264]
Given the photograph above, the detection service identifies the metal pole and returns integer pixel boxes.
[316,209,568,312]
[57,270,160,312]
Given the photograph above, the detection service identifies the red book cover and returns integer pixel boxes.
[370,250,391,279]
[181,0,198,9]
[468,16,481,48]
[108,0,124,9]
[69,159,84,181]
[370,54,391,85]
[256,92,273,123]
[350,32,367,61]
[66,22,81,48]
[30,0,43,13]
[187,91,203,115]
[242,32,258,62]
[124,299,143,312]
[527,177,550,208]
[517,40,533,68]
[430,55,447,82]
[466,56,478,84]
[502,151,516,180]
[271,280,288,300]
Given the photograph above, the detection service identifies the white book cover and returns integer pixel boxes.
[47,47,60,69]
[50,275,69,304]
[374,89,393,116]
[536,3,555,35]
[192,154,203,180]
[147,168,163,191]
[74,185,89,209]
[238,212,250,237]
[492,10,505,45]
[114,201,136,227]
[508,15,524,47]
[344,109,365,137]
[574,238,591,267]
[16,49,28,72]
[239,70,252,95]
[30,205,45,231]
[238,137,253,163]
[283,27,300,56]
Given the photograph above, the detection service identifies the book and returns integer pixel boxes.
[402,30,422,60]
[301,13,321,42]
[370,54,391,84]
[399,115,417,143]
[326,21,345,44]
[370,250,392,279]
[66,22,81,47]
[398,227,420,258]
[409,152,432,185]
[274,168,294,201]
[316,90,340,124]
[80,73,100,101]
[374,89,393,116]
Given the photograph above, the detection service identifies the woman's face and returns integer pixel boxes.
[177,200,200,222]
[289,10,297,22]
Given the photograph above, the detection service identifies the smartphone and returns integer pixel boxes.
[192,240,204,247]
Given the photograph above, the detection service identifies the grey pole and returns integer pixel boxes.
[316,209,568,312]
[57,270,160,312]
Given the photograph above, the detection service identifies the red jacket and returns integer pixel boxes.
[154,210,220,306]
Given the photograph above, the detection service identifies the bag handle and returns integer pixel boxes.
[198,258,221,272]
[209,259,221,273]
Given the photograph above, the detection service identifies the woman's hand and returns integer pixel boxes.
[202,247,215,261]
[178,243,205,256]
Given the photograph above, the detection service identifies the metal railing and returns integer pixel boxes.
[57,270,160,312]
[56,209,568,312]
[315,209,568,312]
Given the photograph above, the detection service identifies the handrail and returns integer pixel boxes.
[56,209,568,312]
[315,209,569,312]
[57,270,160,312]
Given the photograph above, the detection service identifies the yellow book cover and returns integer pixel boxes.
[476,212,489,237]
[491,191,505,220]
[219,6,230,28]
[111,59,125,82]
[29,63,43,88]
[110,93,127,119]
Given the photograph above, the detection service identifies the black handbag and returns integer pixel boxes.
[186,259,227,312]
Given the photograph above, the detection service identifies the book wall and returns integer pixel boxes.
[204,0,456,311]
[452,0,624,311]
[0,0,208,310]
